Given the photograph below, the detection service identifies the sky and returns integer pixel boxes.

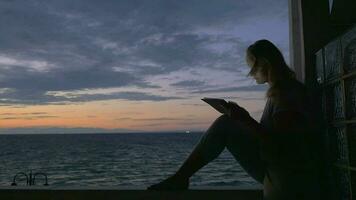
[0,0,290,133]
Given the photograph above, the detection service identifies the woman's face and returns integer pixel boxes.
[246,54,268,84]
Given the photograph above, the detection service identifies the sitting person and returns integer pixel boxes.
[147,39,323,200]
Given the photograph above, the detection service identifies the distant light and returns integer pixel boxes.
[185,130,190,133]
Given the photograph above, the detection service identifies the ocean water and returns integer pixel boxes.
[0,133,259,187]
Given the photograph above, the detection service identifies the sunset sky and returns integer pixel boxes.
[0,0,289,133]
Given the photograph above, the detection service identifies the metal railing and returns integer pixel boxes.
[11,170,48,186]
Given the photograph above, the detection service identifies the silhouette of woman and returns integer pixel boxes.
[147,39,323,200]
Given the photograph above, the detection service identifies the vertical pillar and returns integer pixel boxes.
[288,0,305,83]
[289,0,331,85]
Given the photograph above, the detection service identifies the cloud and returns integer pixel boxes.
[0,90,185,105]
[180,103,207,107]
[1,112,48,115]
[0,0,288,105]
[133,120,209,128]
[119,111,143,115]
[191,84,268,94]
[70,91,185,102]
[0,112,58,120]
[0,60,154,91]
[1,115,59,120]
[116,117,195,121]
[170,80,207,88]
[0,127,142,134]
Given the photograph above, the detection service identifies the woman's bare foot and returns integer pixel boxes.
[147,174,189,190]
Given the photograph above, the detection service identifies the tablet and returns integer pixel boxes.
[201,97,229,114]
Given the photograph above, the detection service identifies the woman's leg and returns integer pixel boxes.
[222,115,266,183]
[147,114,265,189]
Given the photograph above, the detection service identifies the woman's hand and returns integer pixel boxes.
[225,101,251,122]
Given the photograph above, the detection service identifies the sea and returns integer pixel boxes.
[0,132,259,187]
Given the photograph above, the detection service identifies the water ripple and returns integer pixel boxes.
[0,133,260,187]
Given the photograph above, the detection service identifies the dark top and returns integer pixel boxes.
[259,79,323,199]
[259,79,317,168]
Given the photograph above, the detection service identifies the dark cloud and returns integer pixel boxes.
[0,64,156,91]
[119,111,143,115]
[135,120,209,128]
[192,84,268,94]
[0,0,288,105]
[116,117,132,121]
[1,112,49,115]
[220,96,265,101]
[116,117,195,121]
[1,115,59,120]
[27,112,49,115]
[170,80,206,88]
[72,91,185,102]
[0,127,141,134]
[0,90,185,105]
[180,103,207,106]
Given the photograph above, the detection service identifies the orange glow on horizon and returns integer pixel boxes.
[1,97,266,132]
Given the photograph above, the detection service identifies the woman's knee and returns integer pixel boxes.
[213,114,235,126]
[215,114,246,130]
[204,114,234,137]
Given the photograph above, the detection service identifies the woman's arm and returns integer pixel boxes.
[225,101,270,139]
[225,101,306,139]
[239,116,270,140]
[238,110,306,140]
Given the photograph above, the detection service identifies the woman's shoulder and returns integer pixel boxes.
[280,78,306,95]
[270,79,307,105]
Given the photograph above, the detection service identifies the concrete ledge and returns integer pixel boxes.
[0,186,263,200]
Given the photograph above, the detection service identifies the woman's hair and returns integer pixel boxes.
[246,39,297,103]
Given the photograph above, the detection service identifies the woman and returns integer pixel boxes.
[147,39,323,199]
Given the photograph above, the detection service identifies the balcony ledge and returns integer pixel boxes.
[0,185,263,200]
